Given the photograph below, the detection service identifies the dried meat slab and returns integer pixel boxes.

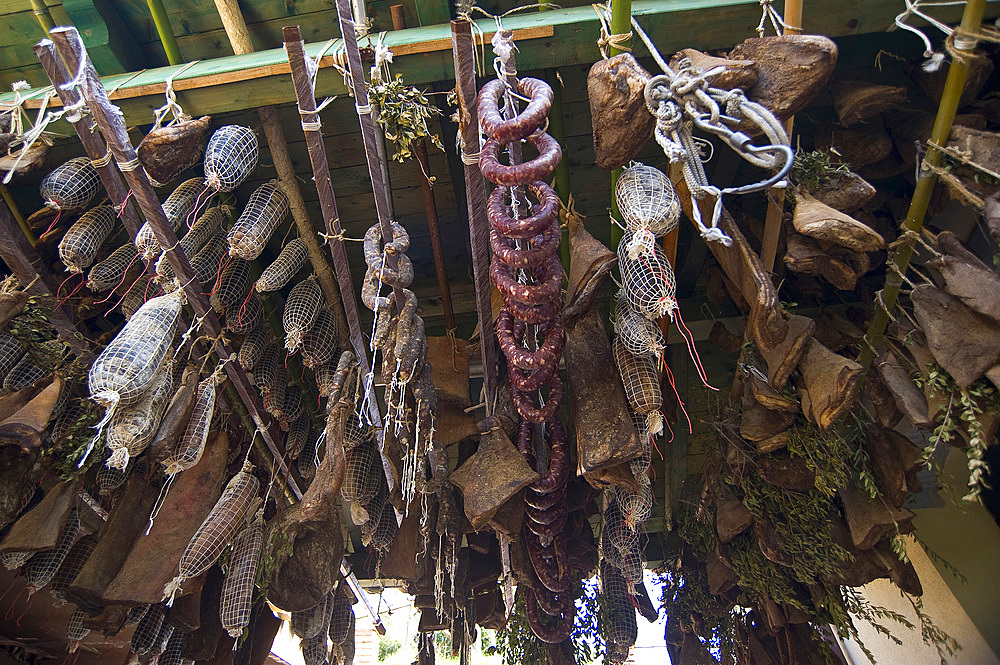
[103,430,229,606]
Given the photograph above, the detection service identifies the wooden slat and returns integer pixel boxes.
[6,0,989,124]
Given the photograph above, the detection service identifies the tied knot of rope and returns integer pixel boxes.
[117,157,141,172]
[592,4,631,59]
[150,60,200,131]
[91,149,113,169]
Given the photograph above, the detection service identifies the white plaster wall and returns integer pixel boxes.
[842,537,998,665]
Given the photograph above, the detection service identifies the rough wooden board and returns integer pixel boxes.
[380,502,422,581]
[791,193,884,253]
[911,284,1000,389]
[66,473,161,613]
[103,430,229,606]
[0,479,77,554]
[450,429,538,531]
[181,565,225,661]
[565,308,642,476]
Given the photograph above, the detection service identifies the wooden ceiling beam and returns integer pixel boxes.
[4,0,990,125]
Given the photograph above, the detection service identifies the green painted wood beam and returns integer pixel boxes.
[4,0,993,125]
[62,0,144,74]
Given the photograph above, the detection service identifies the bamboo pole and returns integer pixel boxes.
[48,26,299,496]
[147,0,183,66]
[608,0,631,251]
[857,0,987,373]
[389,8,456,332]
[282,25,382,431]
[758,0,802,273]
[0,185,34,247]
[29,0,54,33]
[451,19,498,413]
[210,0,347,339]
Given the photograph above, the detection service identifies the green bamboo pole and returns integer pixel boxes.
[857,0,987,372]
[147,0,183,65]
[0,185,35,247]
[608,0,631,251]
[29,0,55,33]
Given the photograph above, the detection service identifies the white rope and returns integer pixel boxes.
[2,91,66,184]
[150,60,201,131]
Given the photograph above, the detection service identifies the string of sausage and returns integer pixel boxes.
[477,76,575,644]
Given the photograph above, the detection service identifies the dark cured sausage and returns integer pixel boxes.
[480,133,562,186]
[477,78,553,143]
[487,181,560,239]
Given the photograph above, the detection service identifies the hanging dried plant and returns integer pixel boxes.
[367,75,443,163]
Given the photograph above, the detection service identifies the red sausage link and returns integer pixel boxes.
[488,182,560,239]
[525,588,575,644]
[491,254,564,305]
[480,133,562,186]
[478,78,554,143]
[489,221,560,268]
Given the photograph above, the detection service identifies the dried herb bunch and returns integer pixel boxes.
[367,74,444,162]
[790,148,851,192]
[655,417,957,665]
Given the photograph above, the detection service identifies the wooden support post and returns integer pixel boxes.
[282,25,383,431]
[758,0,802,273]
[389,8,456,332]
[857,0,987,374]
[331,0,407,311]
[210,0,347,341]
[0,185,34,247]
[451,19,498,412]
[0,198,92,358]
[34,39,145,240]
[48,26,300,500]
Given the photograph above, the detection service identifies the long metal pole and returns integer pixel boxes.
[451,19,498,413]
[281,26,382,431]
[47,26,300,498]
[857,0,987,373]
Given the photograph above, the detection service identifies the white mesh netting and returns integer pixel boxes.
[220,513,263,638]
[253,342,280,391]
[131,604,165,655]
[615,163,679,242]
[88,243,139,292]
[160,631,186,665]
[257,238,308,292]
[226,295,262,334]
[67,608,90,646]
[328,587,354,645]
[298,437,317,479]
[59,205,115,274]
[612,338,662,417]
[343,412,371,450]
[40,157,100,211]
[227,180,288,260]
[166,463,259,600]
[627,410,652,483]
[614,292,665,359]
[1,551,31,570]
[136,177,204,260]
[618,231,677,321]
[342,439,379,504]
[264,365,287,417]
[152,623,175,657]
[23,508,80,593]
[50,534,97,601]
[4,356,46,393]
[292,591,334,639]
[204,125,259,193]
[281,386,304,423]
[372,503,398,551]
[105,360,174,469]
[238,325,268,371]
[190,231,230,286]
[301,633,330,665]
[302,308,339,370]
[90,290,182,411]
[286,415,310,459]
[283,277,324,352]
[163,377,217,475]
[210,257,251,314]
[613,484,653,530]
[119,275,154,320]
[599,561,638,650]
[97,460,128,495]
[316,354,341,398]
[156,205,226,283]
[125,605,149,626]
[0,333,22,376]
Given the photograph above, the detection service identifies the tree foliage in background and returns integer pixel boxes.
[379,637,401,661]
